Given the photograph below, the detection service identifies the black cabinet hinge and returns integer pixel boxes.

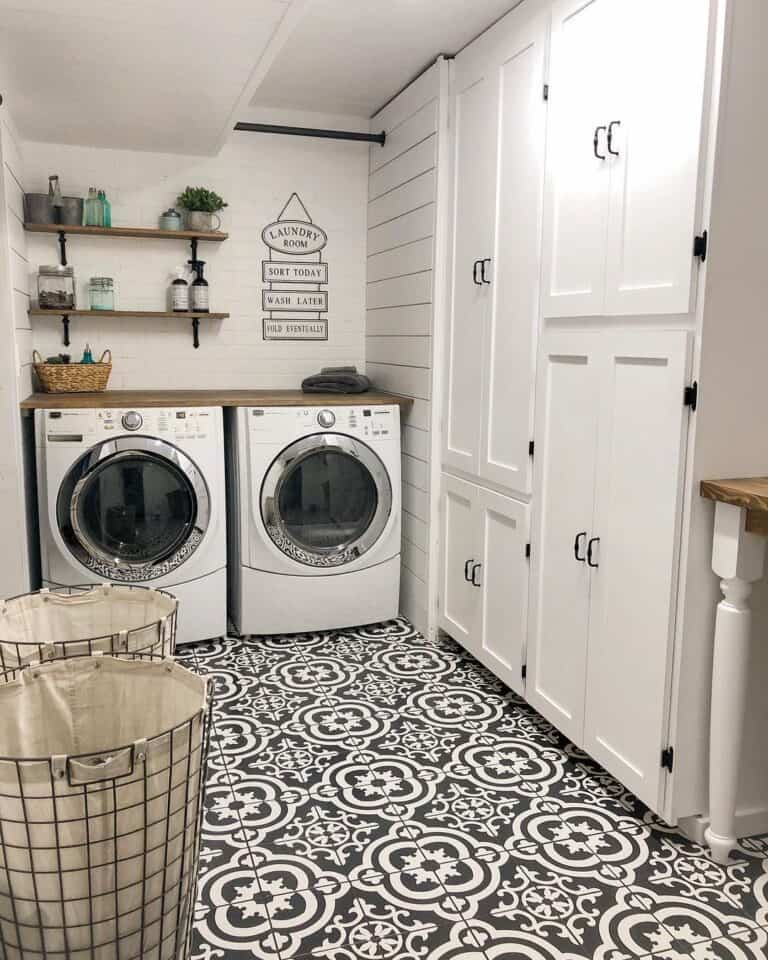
[525,543,531,559]
[543,84,549,101]
[521,664,528,680]
[661,747,674,772]
[693,230,708,262]
[683,381,698,411]
[528,440,535,457]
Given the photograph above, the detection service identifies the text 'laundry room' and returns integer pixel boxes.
[1,1,768,958]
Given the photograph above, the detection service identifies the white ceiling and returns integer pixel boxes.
[0,0,293,154]
[251,0,520,117]
[0,0,519,155]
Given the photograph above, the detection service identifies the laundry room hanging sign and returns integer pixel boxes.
[261,193,329,341]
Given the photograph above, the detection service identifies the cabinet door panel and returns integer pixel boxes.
[527,331,601,743]
[475,488,530,697]
[541,0,613,318]
[584,331,691,811]
[480,0,549,495]
[439,474,480,651]
[443,53,496,476]
[604,0,710,315]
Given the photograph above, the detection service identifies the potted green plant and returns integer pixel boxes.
[176,186,227,232]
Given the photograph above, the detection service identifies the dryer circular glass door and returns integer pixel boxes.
[261,434,392,567]
[56,436,210,581]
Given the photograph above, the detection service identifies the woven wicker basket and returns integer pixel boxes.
[33,349,112,393]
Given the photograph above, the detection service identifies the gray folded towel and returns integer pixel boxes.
[302,366,371,394]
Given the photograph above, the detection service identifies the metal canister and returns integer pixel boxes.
[158,208,183,231]
[24,194,84,225]
[38,265,76,309]
[59,197,84,225]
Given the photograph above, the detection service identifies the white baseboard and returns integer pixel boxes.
[678,807,768,845]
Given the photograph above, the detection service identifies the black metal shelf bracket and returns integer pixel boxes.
[61,315,70,347]
[234,122,386,146]
[192,317,200,349]
[190,237,198,262]
[58,231,67,266]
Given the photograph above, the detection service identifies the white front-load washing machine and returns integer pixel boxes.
[35,406,227,644]
[228,403,401,635]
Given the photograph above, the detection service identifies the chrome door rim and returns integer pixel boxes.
[260,433,392,568]
[60,436,210,581]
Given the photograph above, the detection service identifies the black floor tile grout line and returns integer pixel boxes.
[194,650,286,952]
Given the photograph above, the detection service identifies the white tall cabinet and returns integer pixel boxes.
[440,0,550,700]
[443,0,549,496]
[438,0,768,836]
[441,475,529,697]
[542,0,710,318]
[528,329,691,809]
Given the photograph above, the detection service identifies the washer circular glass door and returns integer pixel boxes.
[57,437,210,581]
[261,434,392,567]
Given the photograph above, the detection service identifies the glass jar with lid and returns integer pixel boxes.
[37,265,76,309]
[88,277,115,311]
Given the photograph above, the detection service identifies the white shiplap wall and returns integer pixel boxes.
[0,105,31,595]
[366,61,449,638]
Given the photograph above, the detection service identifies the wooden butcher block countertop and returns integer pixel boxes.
[21,389,413,410]
[700,477,768,512]
[700,477,768,537]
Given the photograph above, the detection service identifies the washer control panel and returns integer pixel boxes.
[44,407,217,441]
[249,405,398,443]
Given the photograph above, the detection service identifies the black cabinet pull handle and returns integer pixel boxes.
[607,120,621,156]
[471,562,482,587]
[574,531,587,562]
[480,258,492,284]
[472,260,482,285]
[587,537,600,568]
[464,559,474,582]
[593,125,607,159]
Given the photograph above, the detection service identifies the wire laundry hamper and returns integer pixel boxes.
[0,655,211,960]
[0,584,177,682]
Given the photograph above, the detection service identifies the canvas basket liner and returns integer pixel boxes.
[0,585,177,682]
[0,655,209,960]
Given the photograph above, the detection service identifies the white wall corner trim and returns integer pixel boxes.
[365,58,449,639]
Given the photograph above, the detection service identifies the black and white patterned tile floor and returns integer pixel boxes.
[175,618,768,960]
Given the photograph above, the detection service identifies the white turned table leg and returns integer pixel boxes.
[705,502,766,864]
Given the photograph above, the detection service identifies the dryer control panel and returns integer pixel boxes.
[247,405,399,443]
[43,407,217,442]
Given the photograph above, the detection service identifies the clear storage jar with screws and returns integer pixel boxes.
[37,265,76,309]
[88,276,115,311]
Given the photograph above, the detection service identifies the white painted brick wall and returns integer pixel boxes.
[22,126,369,389]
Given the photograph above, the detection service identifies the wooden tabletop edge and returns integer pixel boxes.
[20,390,415,410]
[700,477,768,512]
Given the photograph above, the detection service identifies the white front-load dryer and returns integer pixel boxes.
[229,404,401,635]
[35,406,227,644]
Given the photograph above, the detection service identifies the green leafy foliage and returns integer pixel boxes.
[176,186,228,213]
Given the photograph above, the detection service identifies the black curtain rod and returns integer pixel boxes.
[234,122,386,146]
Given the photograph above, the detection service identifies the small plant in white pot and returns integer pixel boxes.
[176,187,227,232]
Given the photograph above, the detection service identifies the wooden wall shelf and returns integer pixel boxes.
[29,308,229,349]
[25,224,229,348]
[24,221,227,281]
[24,223,228,242]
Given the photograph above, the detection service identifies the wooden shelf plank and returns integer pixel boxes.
[24,223,228,242]
[20,389,415,411]
[29,308,229,320]
[701,478,768,513]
